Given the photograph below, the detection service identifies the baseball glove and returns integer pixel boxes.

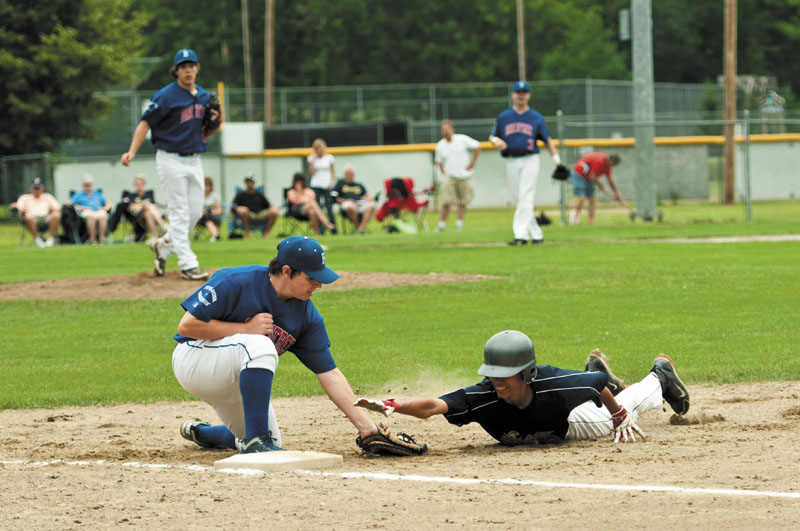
[552,164,569,181]
[356,424,427,457]
[202,93,222,135]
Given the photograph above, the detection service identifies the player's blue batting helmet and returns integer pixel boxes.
[478,330,537,383]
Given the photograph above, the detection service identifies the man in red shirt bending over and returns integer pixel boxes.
[569,152,630,225]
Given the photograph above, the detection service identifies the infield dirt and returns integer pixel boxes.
[2,382,800,530]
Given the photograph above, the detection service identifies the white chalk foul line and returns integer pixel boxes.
[3,459,799,500]
[299,471,800,500]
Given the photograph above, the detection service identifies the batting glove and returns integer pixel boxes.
[355,398,398,417]
[611,406,646,443]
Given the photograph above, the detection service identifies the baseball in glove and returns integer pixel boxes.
[356,424,427,457]
[202,93,222,135]
[552,164,570,181]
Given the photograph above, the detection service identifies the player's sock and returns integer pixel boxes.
[196,424,237,449]
[239,368,274,441]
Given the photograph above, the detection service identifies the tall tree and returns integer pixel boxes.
[0,0,145,156]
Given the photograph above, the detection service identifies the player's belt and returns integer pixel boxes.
[177,152,198,157]
[504,151,534,158]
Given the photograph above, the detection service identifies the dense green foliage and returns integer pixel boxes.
[0,0,145,156]
[131,0,800,93]
[3,1,800,156]
[1,201,799,409]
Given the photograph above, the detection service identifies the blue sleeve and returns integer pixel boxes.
[290,304,336,374]
[491,113,503,138]
[439,379,495,426]
[180,275,238,322]
[141,89,169,126]
[536,116,550,143]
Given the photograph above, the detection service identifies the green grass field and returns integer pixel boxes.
[2,200,799,409]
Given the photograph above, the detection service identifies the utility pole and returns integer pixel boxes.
[516,0,526,80]
[723,0,737,204]
[264,0,275,127]
[241,0,254,121]
[631,0,656,219]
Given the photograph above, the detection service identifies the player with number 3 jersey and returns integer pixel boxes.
[490,81,561,246]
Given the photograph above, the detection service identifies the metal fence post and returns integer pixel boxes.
[743,109,752,222]
[557,110,567,225]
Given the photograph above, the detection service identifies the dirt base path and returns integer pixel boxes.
[2,382,799,529]
[0,271,500,301]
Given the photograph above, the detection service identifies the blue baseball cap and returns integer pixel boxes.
[512,81,530,92]
[277,236,339,284]
[174,48,199,65]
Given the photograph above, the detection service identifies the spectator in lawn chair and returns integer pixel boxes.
[233,174,279,238]
[68,175,112,244]
[333,165,375,234]
[110,174,166,244]
[198,176,222,242]
[10,177,61,247]
[287,172,335,235]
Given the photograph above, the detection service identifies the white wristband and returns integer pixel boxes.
[553,154,561,166]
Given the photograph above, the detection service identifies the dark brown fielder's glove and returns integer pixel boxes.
[202,93,222,135]
[356,424,427,457]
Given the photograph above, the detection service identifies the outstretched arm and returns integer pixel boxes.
[356,397,448,419]
[317,368,379,437]
[121,121,151,166]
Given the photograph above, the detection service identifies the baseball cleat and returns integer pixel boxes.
[650,354,690,415]
[585,349,626,395]
[180,420,224,449]
[181,267,209,281]
[508,238,528,246]
[240,432,283,453]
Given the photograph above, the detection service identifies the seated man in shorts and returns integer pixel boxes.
[233,173,279,238]
[333,165,375,234]
[11,177,61,247]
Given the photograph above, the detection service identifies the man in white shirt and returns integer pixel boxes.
[434,120,481,232]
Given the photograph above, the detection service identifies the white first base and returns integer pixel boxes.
[214,450,343,473]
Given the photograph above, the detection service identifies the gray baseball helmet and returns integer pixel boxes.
[478,330,537,383]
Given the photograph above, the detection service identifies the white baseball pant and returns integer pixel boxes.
[505,154,543,241]
[172,333,282,446]
[155,150,204,270]
[565,373,664,441]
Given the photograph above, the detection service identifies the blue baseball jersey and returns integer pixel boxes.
[439,365,607,443]
[141,82,210,154]
[490,108,550,157]
[175,265,336,374]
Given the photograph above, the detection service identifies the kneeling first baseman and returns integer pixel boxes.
[357,330,690,446]
[174,236,426,456]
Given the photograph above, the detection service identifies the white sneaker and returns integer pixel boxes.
[569,212,580,225]
[455,221,463,232]
[45,236,55,247]
[209,235,217,242]
[435,223,446,232]
[35,237,46,248]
